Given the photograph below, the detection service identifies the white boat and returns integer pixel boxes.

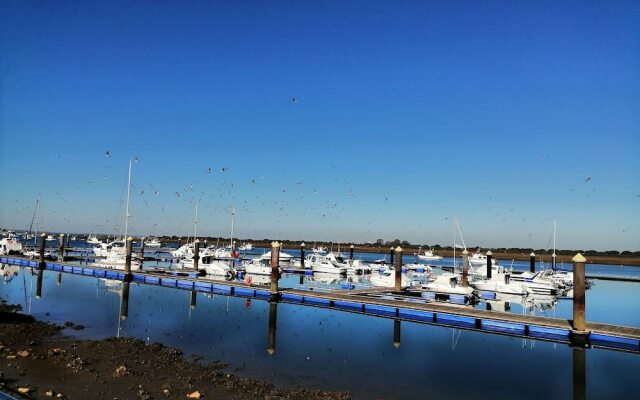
[306,253,347,274]
[180,255,235,277]
[171,242,195,258]
[416,248,443,261]
[471,268,531,295]
[238,243,253,251]
[312,246,327,254]
[243,258,273,275]
[86,234,101,244]
[259,250,294,263]
[145,238,162,248]
[539,269,573,288]
[468,252,489,267]
[420,273,474,296]
[46,234,55,241]
[0,234,23,255]
[93,240,126,257]
[368,271,412,288]
[403,263,433,274]
[508,271,558,295]
[71,235,77,241]
[324,252,372,275]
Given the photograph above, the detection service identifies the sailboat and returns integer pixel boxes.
[92,160,141,270]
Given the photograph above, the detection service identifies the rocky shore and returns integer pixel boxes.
[0,301,351,400]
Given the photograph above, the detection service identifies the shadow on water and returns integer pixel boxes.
[2,266,639,399]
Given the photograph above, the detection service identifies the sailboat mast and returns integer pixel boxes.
[124,159,132,239]
[453,217,456,268]
[194,201,199,240]
[34,196,40,247]
[230,205,235,249]
[553,220,556,255]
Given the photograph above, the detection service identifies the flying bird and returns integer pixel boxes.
[291,97,298,103]
[105,150,111,158]
[221,167,229,173]
[585,177,591,182]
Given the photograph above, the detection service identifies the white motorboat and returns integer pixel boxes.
[238,243,253,251]
[243,258,273,275]
[312,246,327,254]
[92,249,141,270]
[306,253,347,274]
[416,248,443,261]
[86,234,101,244]
[0,234,23,255]
[259,250,294,263]
[403,263,433,274]
[324,252,372,275]
[368,271,412,288]
[508,271,558,295]
[93,240,126,257]
[171,242,196,258]
[420,273,474,296]
[145,238,162,248]
[468,252,489,267]
[539,269,573,288]
[180,255,235,277]
[471,269,531,295]
[46,234,55,241]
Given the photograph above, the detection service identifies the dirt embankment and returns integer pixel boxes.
[0,301,350,400]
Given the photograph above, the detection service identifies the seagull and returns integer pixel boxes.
[291,97,297,103]
[585,177,591,182]
[105,150,111,158]
[221,167,229,173]
[134,156,139,163]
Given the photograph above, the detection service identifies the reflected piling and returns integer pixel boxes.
[393,319,401,348]
[267,301,278,355]
[120,281,130,320]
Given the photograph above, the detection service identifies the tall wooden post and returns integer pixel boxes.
[270,242,280,298]
[486,250,492,279]
[140,237,145,261]
[389,247,394,265]
[267,301,278,355]
[530,252,536,273]
[300,242,305,268]
[124,236,133,280]
[394,246,403,291]
[572,253,587,332]
[38,233,46,269]
[349,245,354,260]
[461,249,469,286]
[58,233,65,262]
[193,239,200,271]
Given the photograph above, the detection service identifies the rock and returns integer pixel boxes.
[45,389,55,397]
[18,350,30,357]
[18,387,31,394]
[187,390,202,399]
[163,389,170,396]
[6,355,16,359]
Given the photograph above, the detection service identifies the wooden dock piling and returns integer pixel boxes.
[394,246,403,291]
[38,233,46,270]
[300,242,305,268]
[140,237,145,260]
[58,234,65,263]
[461,249,469,286]
[389,247,394,265]
[572,253,587,333]
[124,237,133,280]
[270,242,280,298]
[193,239,200,271]
[530,252,536,273]
[349,245,354,260]
[486,250,493,279]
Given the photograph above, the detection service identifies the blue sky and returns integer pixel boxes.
[1,1,638,251]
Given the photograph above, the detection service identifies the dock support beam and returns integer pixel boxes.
[461,249,469,286]
[530,252,536,273]
[193,239,200,272]
[486,250,492,279]
[572,253,587,334]
[270,241,280,300]
[389,247,394,265]
[349,245,354,260]
[300,242,305,269]
[58,233,65,262]
[124,237,133,282]
[140,237,145,260]
[394,246,403,292]
[38,233,46,270]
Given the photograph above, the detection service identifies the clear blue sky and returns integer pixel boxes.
[1,1,638,251]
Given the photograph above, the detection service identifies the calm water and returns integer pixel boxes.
[1,265,639,399]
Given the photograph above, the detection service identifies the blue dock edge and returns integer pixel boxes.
[589,333,640,350]
[481,319,526,333]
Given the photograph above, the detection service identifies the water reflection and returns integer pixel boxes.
[267,301,277,355]
[573,347,586,400]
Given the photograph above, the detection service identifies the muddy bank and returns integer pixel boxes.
[0,301,350,400]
